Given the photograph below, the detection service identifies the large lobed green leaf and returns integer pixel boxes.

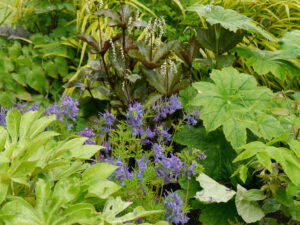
[192,67,283,150]
[279,30,300,58]
[187,4,274,41]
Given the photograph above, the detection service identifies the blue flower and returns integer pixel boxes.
[153,95,181,121]
[99,110,115,134]
[0,106,7,126]
[152,144,183,184]
[164,190,189,224]
[125,101,144,136]
[46,94,79,129]
[102,157,133,186]
[79,127,96,145]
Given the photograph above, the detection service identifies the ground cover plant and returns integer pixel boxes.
[0,0,300,225]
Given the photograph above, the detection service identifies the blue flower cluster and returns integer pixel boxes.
[153,95,182,121]
[46,94,79,129]
[99,110,115,134]
[125,101,144,136]
[164,190,189,224]
[102,157,133,186]
[152,144,196,184]
[79,127,96,145]
[183,107,200,129]
[0,106,7,126]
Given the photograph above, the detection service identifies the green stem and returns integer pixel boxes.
[185,179,190,205]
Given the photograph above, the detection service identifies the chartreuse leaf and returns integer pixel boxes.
[235,185,265,223]
[82,163,121,199]
[6,109,21,143]
[279,30,300,58]
[19,110,42,142]
[187,5,274,41]
[0,197,40,225]
[195,173,236,203]
[101,197,164,224]
[82,163,118,181]
[70,144,103,159]
[233,47,300,80]
[28,115,56,139]
[192,67,280,150]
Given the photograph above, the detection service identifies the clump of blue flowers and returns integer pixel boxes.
[153,95,182,121]
[46,94,79,129]
[102,157,133,186]
[79,127,96,145]
[0,107,7,126]
[164,190,189,224]
[125,101,144,136]
[99,110,115,135]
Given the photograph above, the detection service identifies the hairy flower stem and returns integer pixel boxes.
[166,69,169,96]
[97,17,103,50]
[185,179,190,205]
[150,34,153,61]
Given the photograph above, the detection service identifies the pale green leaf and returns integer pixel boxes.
[6,109,21,143]
[82,163,118,182]
[195,173,236,203]
[235,185,265,223]
[28,115,56,139]
[70,145,103,159]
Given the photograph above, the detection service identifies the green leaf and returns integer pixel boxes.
[262,198,281,214]
[70,145,102,159]
[54,203,99,225]
[234,47,300,80]
[243,189,266,201]
[235,184,265,223]
[192,67,276,149]
[199,201,242,225]
[28,115,56,139]
[174,126,238,180]
[196,25,244,54]
[142,67,166,94]
[179,86,197,111]
[102,197,163,224]
[6,109,21,143]
[26,65,48,93]
[195,173,236,203]
[288,139,300,158]
[257,152,272,172]
[279,30,300,58]
[0,183,9,204]
[85,179,121,199]
[19,111,41,142]
[0,197,40,225]
[187,4,274,41]
[82,163,118,182]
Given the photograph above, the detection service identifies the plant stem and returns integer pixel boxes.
[185,178,190,205]
[150,34,153,61]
